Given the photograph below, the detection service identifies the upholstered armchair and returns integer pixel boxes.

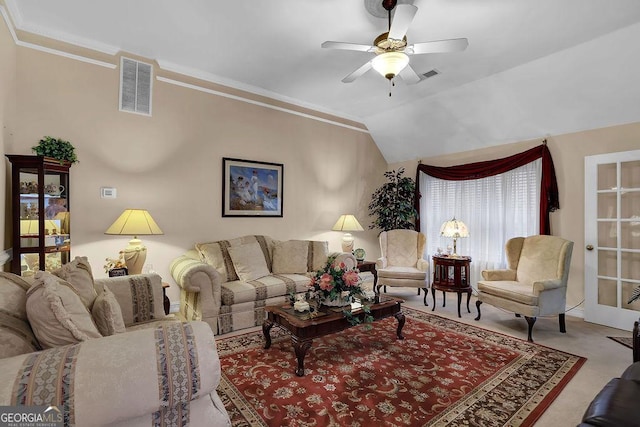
[376,229,429,305]
[475,235,574,342]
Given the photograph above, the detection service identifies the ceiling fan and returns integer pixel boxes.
[321,0,468,86]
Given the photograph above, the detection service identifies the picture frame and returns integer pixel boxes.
[108,267,128,277]
[222,157,283,217]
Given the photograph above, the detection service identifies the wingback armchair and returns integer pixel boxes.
[475,235,574,342]
[376,229,429,305]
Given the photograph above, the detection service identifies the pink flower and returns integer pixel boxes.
[318,273,334,291]
[331,261,347,271]
[342,270,360,287]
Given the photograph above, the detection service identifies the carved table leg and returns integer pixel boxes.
[395,311,406,340]
[475,300,482,321]
[466,290,472,313]
[457,292,462,318]
[292,337,312,377]
[431,288,436,311]
[262,319,274,349]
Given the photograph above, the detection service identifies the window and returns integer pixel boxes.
[419,159,542,286]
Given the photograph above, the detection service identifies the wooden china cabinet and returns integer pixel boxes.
[6,155,72,276]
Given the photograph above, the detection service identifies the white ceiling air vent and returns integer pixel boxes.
[119,57,152,116]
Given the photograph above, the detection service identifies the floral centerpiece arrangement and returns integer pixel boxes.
[308,255,373,325]
[104,251,126,273]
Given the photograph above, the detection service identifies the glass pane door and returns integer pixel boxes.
[585,152,640,330]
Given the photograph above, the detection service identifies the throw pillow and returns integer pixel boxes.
[0,273,40,358]
[272,240,310,274]
[196,235,275,282]
[92,285,126,336]
[26,271,102,349]
[196,241,238,283]
[52,256,98,309]
[308,240,330,271]
[227,242,271,282]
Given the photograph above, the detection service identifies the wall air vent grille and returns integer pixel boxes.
[119,57,153,116]
[421,69,440,80]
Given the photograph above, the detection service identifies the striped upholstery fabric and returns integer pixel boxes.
[171,236,358,335]
[170,253,221,334]
[1,321,229,426]
[97,274,165,327]
[218,273,312,334]
[12,344,80,425]
[195,236,274,283]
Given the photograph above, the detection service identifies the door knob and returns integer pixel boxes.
[586,244,594,251]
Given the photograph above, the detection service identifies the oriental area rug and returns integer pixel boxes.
[216,307,586,427]
[607,335,633,349]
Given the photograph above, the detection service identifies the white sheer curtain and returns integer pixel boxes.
[419,159,542,289]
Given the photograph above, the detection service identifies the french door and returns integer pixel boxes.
[584,150,640,331]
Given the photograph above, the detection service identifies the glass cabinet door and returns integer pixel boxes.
[7,155,71,276]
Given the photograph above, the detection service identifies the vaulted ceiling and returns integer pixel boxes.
[5,0,640,162]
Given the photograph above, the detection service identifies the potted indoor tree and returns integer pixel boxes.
[32,136,78,164]
[368,168,417,231]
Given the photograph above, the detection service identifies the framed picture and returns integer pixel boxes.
[108,267,128,277]
[222,157,283,217]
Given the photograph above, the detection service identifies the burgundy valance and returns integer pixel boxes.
[415,144,559,235]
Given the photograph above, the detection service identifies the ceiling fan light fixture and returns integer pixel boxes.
[372,51,409,80]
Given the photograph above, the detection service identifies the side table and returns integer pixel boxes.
[431,255,472,318]
[162,282,171,315]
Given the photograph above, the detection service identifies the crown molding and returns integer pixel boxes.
[4,0,119,55]
[3,0,22,28]
[156,76,369,134]
[1,2,367,130]
[0,4,116,69]
[0,4,17,44]
[157,59,366,127]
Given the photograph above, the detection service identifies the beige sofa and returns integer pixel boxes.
[0,263,230,427]
[170,235,358,335]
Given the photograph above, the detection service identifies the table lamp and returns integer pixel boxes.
[332,214,364,253]
[440,217,469,257]
[105,209,163,275]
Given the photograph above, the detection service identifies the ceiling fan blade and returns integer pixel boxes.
[388,4,418,40]
[408,38,469,55]
[321,41,375,52]
[342,61,373,83]
[399,64,421,85]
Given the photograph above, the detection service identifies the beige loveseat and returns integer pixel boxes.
[170,235,358,335]
[0,259,230,427]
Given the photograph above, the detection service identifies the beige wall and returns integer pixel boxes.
[5,13,639,310]
[392,122,640,313]
[0,11,16,251]
[1,18,387,301]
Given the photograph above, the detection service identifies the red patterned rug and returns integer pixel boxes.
[216,307,585,426]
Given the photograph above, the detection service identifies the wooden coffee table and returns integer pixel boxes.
[263,296,405,376]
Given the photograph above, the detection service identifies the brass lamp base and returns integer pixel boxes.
[449,238,462,258]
